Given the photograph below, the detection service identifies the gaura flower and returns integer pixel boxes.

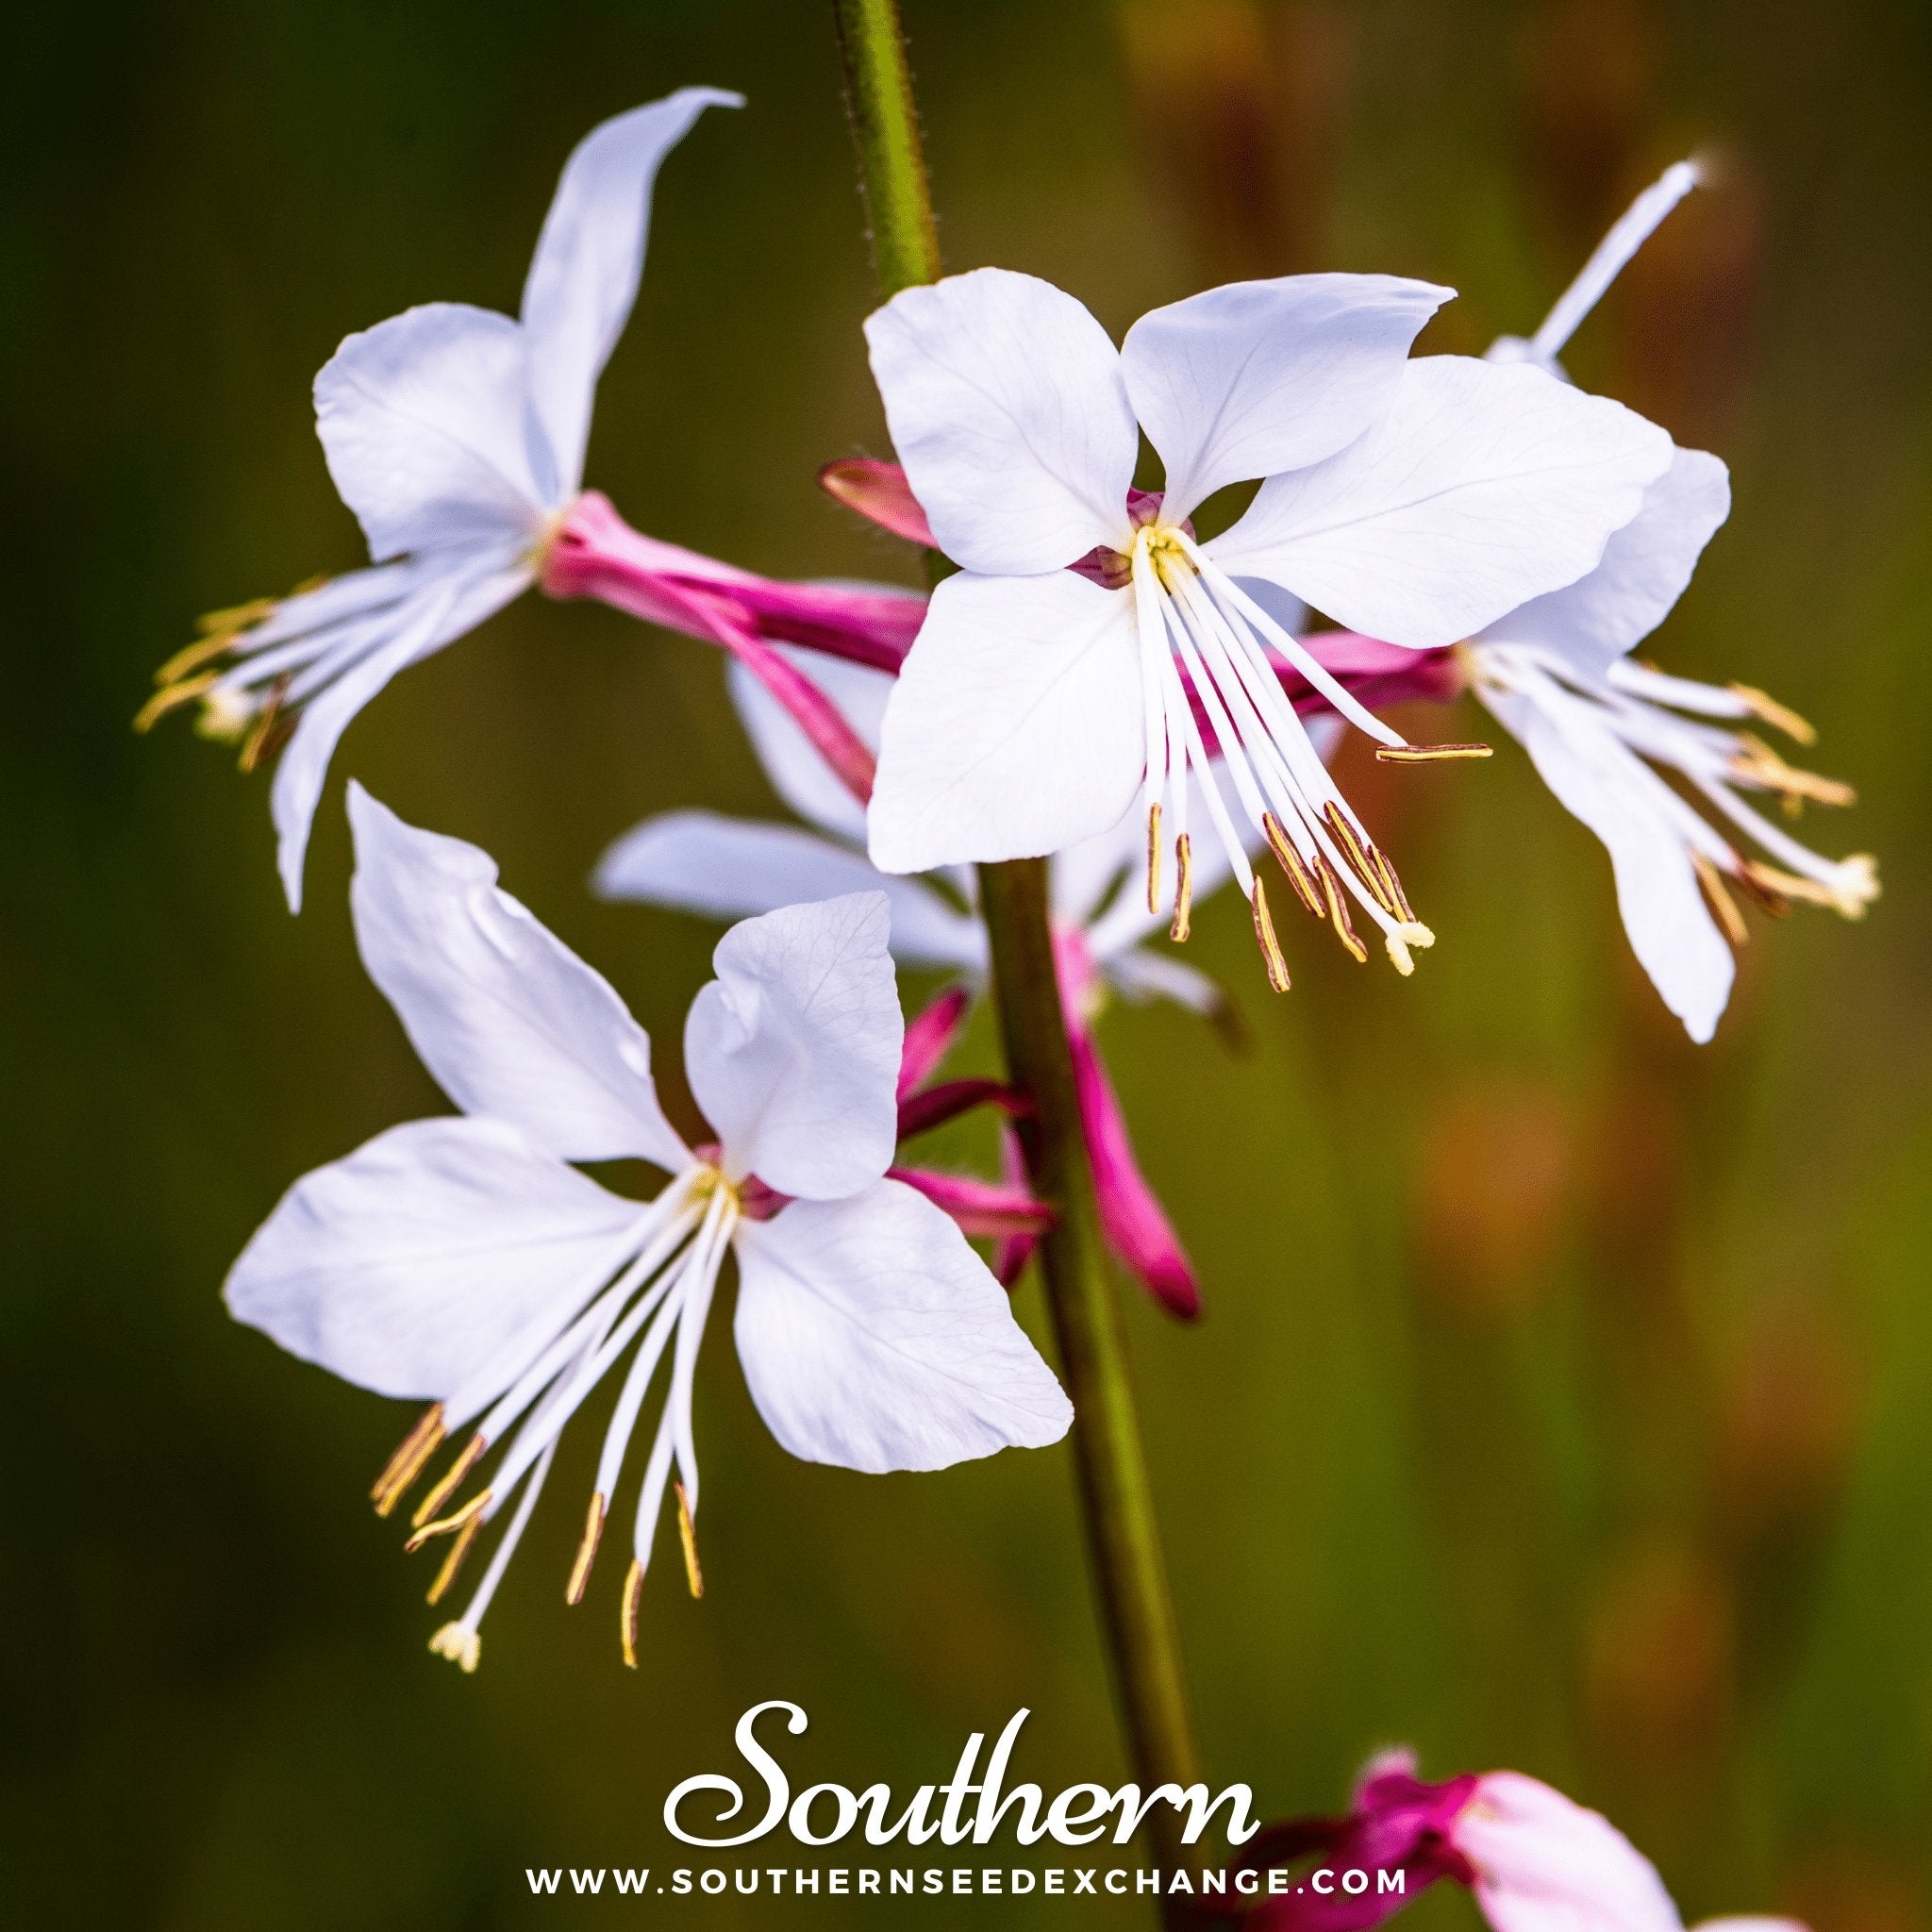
[224,785,1072,1671]
[137,90,921,910]
[859,265,1674,985]
[594,649,1269,1316]
[1225,1749,1805,1932]
[1349,161,1875,1041]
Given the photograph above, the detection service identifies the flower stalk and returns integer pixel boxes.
[831,0,1205,1905]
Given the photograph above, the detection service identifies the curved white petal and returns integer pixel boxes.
[1208,356,1673,648]
[520,89,741,497]
[1122,273,1451,522]
[1102,945,1225,1013]
[1477,446,1730,673]
[864,268,1138,574]
[347,784,691,1166]
[593,810,985,971]
[1458,1773,1685,1932]
[314,303,547,560]
[868,569,1143,873]
[224,1116,642,1402]
[683,894,901,1199]
[1489,688,1733,1042]
[726,648,893,844]
[732,1178,1073,1472]
[271,556,530,912]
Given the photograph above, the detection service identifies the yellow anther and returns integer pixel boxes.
[1740,854,1879,922]
[1730,682,1817,746]
[1250,878,1291,992]
[153,631,244,689]
[675,1482,706,1601]
[428,1623,481,1673]
[405,1488,493,1555]
[236,675,291,774]
[412,1434,488,1528]
[193,595,277,639]
[1170,833,1193,942]
[1690,852,1750,945]
[1322,802,1401,921]
[1145,802,1162,916]
[621,1558,645,1669]
[567,1492,608,1606]
[133,673,218,734]
[1262,812,1324,918]
[1729,736,1855,808]
[426,1513,484,1605]
[1315,857,1369,964]
[372,1405,445,1517]
[1374,741,1493,763]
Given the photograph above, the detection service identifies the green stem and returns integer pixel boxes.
[830,1,1205,1904]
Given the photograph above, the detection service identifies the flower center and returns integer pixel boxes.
[1133,521,1196,595]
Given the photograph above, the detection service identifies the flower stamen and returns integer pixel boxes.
[1374,742,1494,763]
[426,1513,485,1605]
[1170,833,1193,942]
[1690,851,1751,945]
[621,1558,645,1669]
[371,1404,445,1517]
[675,1480,706,1600]
[1250,879,1291,992]
[405,1488,494,1555]
[412,1433,489,1527]
[566,1491,608,1606]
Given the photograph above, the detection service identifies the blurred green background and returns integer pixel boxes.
[5,0,1929,1924]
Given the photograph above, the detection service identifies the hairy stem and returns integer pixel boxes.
[831,1,1204,1904]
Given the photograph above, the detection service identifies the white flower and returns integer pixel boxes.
[594,652,1274,1315]
[224,785,1071,1672]
[860,266,1674,983]
[593,647,1246,1014]
[1462,163,1876,1041]
[140,90,739,910]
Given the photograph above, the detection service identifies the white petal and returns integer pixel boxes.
[314,304,546,560]
[224,1117,641,1401]
[1103,945,1225,1013]
[868,569,1143,873]
[519,89,741,498]
[1477,446,1730,672]
[1459,1773,1685,1932]
[683,894,902,1199]
[1121,273,1451,522]
[732,1178,1073,1472]
[726,647,893,844]
[592,810,985,970]
[271,557,529,912]
[864,268,1138,574]
[1490,689,1733,1042]
[347,784,691,1166]
[1208,356,1673,648]
[1050,812,1147,929]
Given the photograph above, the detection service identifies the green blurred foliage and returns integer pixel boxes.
[3,0,1929,1925]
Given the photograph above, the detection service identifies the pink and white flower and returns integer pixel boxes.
[1231,1749,1805,1932]
[139,91,921,909]
[593,649,1253,1316]
[859,265,1674,983]
[224,786,1071,1671]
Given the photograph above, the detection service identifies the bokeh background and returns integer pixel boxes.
[5,0,1929,1924]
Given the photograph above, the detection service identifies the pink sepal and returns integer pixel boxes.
[542,492,881,805]
[543,490,922,671]
[897,1078,1028,1143]
[898,984,973,1099]
[819,458,940,551]
[1225,1760,1481,1930]
[1053,929,1200,1321]
[890,1166,1055,1241]
[1277,632,1465,716]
